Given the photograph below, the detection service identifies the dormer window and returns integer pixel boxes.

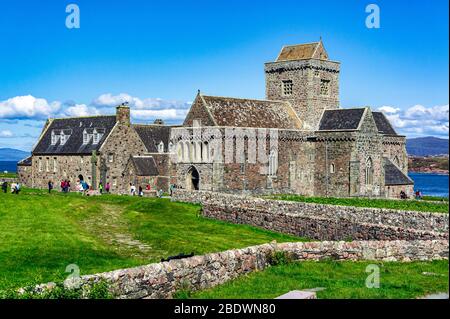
[51,129,71,146]
[83,128,105,145]
[83,130,90,144]
[93,130,100,145]
[60,132,66,145]
[51,131,60,145]
[158,141,165,153]
[168,142,174,153]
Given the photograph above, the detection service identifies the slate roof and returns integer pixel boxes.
[130,156,159,176]
[384,158,414,185]
[17,156,32,166]
[277,42,320,61]
[318,109,365,131]
[33,116,117,155]
[201,95,302,129]
[372,112,397,135]
[133,125,172,153]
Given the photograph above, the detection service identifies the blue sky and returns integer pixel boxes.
[0,0,448,151]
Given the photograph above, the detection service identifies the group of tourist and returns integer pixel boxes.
[98,182,111,194]
[1,180,20,194]
[129,183,164,197]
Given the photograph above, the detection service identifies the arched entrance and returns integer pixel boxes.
[186,166,200,191]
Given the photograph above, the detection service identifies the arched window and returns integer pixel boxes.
[268,148,278,177]
[202,142,210,162]
[365,158,373,185]
[168,142,173,153]
[195,141,202,162]
[177,142,184,162]
[330,163,335,174]
[183,141,190,163]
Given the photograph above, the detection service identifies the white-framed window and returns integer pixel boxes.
[60,133,67,145]
[80,156,84,164]
[93,130,100,145]
[46,158,50,172]
[330,163,335,174]
[83,130,90,144]
[38,158,42,172]
[108,153,114,163]
[53,158,57,173]
[158,141,165,153]
[320,79,330,96]
[51,131,59,145]
[282,80,293,96]
[168,142,174,153]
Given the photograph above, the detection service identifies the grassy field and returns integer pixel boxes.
[265,195,449,213]
[191,260,449,299]
[0,190,305,292]
[0,172,17,178]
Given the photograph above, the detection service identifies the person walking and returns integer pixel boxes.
[105,182,110,194]
[130,183,136,196]
[138,185,143,197]
[1,180,7,194]
[99,182,103,194]
[48,180,53,194]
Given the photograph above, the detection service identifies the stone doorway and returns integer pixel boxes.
[186,166,200,191]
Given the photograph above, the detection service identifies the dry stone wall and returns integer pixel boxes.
[31,240,448,299]
[172,190,448,240]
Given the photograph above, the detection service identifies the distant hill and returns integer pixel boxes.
[406,137,449,156]
[0,148,30,161]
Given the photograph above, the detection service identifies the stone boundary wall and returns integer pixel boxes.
[33,240,449,299]
[172,190,448,241]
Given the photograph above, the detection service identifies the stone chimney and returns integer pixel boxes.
[116,102,130,126]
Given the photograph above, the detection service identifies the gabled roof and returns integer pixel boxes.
[133,124,172,153]
[318,108,366,131]
[130,156,159,176]
[200,95,302,129]
[17,156,32,166]
[372,112,397,135]
[384,158,414,186]
[276,41,328,61]
[33,116,117,155]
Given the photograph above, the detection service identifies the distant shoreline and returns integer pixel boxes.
[409,171,449,176]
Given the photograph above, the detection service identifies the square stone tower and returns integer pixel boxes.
[264,40,340,130]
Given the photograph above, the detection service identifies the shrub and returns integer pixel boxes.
[267,251,293,266]
[173,280,192,299]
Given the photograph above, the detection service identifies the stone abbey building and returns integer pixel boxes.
[19,40,414,198]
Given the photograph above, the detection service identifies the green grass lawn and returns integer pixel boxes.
[0,172,17,178]
[265,194,449,213]
[191,260,449,299]
[0,190,305,292]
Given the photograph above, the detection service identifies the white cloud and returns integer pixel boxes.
[0,95,61,120]
[0,93,192,122]
[62,104,101,117]
[0,130,13,138]
[377,104,449,138]
[377,105,400,114]
[92,93,191,110]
